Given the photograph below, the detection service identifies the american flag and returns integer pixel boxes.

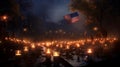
[64,12,80,23]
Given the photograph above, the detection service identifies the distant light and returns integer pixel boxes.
[5,37,8,40]
[46,48,51,54]
[23,28,27,32]
[66,45,69,49]
[1,15,8,21]
[93,27,98,31]
[104,44,107,47]
[53,51,59,57]
[46,42,51,47]
[24,46,29,52]
[76,43,80,47]
[31,43,35,49]
[15,50,22,56]
[3,15,7,20]
[113,37,117,41]
[87,48,92,54]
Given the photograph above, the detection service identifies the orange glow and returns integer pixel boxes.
[93,27,98,31]
[87,39,92,42]
[31,43,35,49]
[66,45,70,49]
[1,15,8,21]
[15,50,22,56]
[92,41,95,45]
[56,44,59,47]
[113,37,117,41]
[53,51,59,57]
[104,44,107,47]
[87,48,92,54]
[46,42,51,47]
[76,43,80,47]
[60,44,63,48]
[24,46,29,52]
[23,28,27,32]
[5,37,8,40]
[6,37,118,56]
[46,48,51,54]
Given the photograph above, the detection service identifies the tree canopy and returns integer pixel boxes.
[70,0,120,25]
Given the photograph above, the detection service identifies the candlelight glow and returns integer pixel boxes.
[53,51,59,57]
[76,43,80,47]
[46,48,51,54]
[15,50,22,56]
[93,27,98,31]
[24,46,29,52]
[87,48,92,54]
[66,45,70,49]
[23,28,27,32]
[1,15,8,21]
[31,43,35,49]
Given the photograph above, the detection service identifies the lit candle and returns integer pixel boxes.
[31,43,35,49]
[87,48,92,54]
[53,51,59,57]
[24,46,29,52]
[46,48,51,54]
[15,50,22,56]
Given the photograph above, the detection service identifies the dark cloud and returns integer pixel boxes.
[31,0,70,23]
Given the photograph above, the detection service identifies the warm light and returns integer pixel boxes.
[104,44,107,47]
[46,42,51,47]
[66,45,70,49]
[56,44,59,47]
[87,48,92,54]
[60,44,63,48]
[87,39,92,42]
[53,51,59,57]
[93,27,98,31]
[23,28,27,32]
[31,43,35,49]
[24,46,29,52]
[5,37,8,40]
[99,40,104,44]
[1,15,8,21]
[113,37,117,41]
[15,50,22,56]
[37,43,40,46]
[106,38,109,40]
[76,43,80,47]
[92,41,95,45]
[46,48,51,54]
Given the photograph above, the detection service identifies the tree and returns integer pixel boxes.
[70,0,120,37]
[0,0,21,38]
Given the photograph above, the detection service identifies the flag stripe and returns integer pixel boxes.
[64,12,80,23]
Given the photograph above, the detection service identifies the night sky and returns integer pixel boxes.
[32,0,70,22]
[16,0,120,39]
[21,0,86,37]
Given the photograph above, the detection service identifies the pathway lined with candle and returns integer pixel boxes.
[5,36,118,66]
